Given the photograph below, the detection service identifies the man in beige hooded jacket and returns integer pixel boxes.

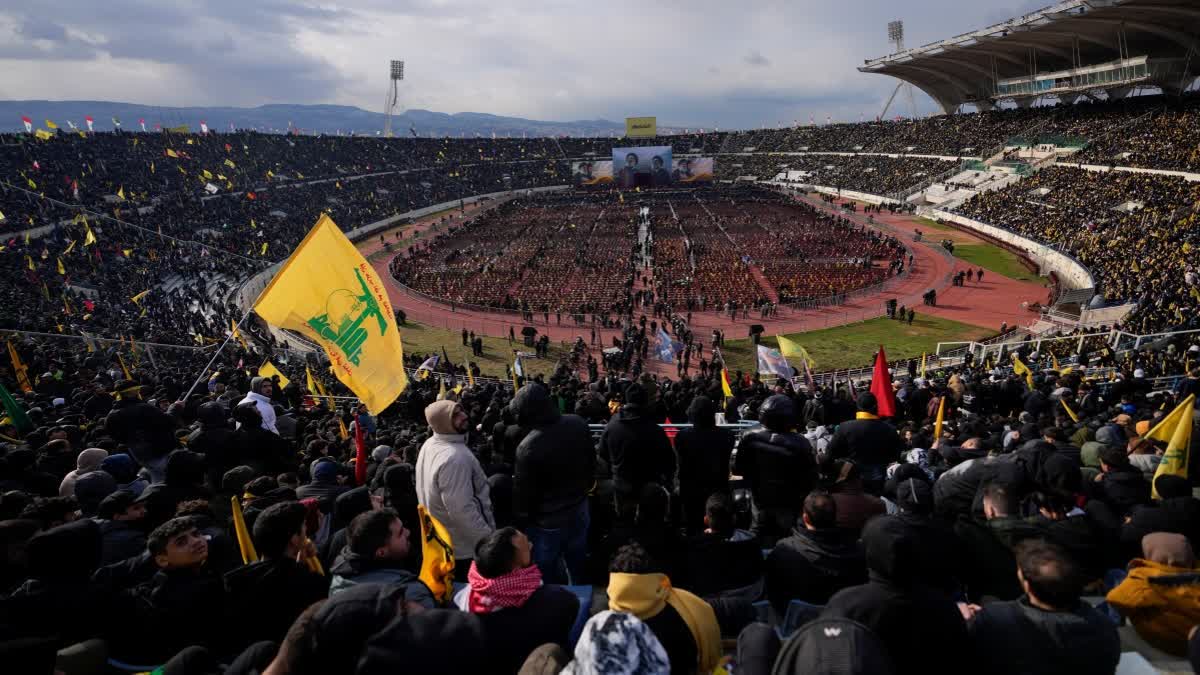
[415,400,495,578]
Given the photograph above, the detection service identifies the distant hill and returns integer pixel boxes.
[0,101,636,137]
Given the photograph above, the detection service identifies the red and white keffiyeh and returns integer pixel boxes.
[467,562,542,613]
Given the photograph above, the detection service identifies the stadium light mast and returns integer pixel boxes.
[383,60,405,138]
[880,21,918,120]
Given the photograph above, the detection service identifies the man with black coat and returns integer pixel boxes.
[598,382,675,520]
[511,383,595,584]
[186,401,237,492]
[968,539,1120,675]
[953,483,1044,603]
[824,392,904,493]
[1122,474,1200,558]
[766,491,866,613]
[104,380,178,482]
[1090,445,1150,516]
[734,394,816,543]
[675,395,735,534]
[821,515,971,675]
[224,501,330,652]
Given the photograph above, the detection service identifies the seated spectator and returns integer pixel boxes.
[766,491,866,613]
[969,539,1120,675]
[329,507,432,606]
[827,460,886,535]
[822,515,970,675]
[456,526,579,674]
[607,542,722,674]
[549,610,670,675]
[1122,474,1200,558]
[96,490,148,565]
[1106,532,1200,656]
[677,492,763,600]
[224,501,330,652]
[297,457,349,503]
[954,482,1043,602]
[58,447,107,497]
[101,453,148,498]
[1091,445,1150,516]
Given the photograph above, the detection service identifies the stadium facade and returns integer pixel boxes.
[860,0,1200,113]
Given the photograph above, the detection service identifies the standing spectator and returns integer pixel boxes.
[105,380,178,483]
[239,377,279,434]
[599,383,675,521]
[734,394,816,543]
[675,395,735,534]
[824,392,904,494]
[415,400,495,578]
[511,383,595,584]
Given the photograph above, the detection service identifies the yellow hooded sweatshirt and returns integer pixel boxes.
[1106,558,1200,656]
[608,572,721,673]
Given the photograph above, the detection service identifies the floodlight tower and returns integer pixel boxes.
[879,21,918,120]
[383,60,405,138]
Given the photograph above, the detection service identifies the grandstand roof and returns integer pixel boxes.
[860,0,1200,113]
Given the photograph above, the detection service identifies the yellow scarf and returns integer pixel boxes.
[608,572,721,673]
[855,411,879,420]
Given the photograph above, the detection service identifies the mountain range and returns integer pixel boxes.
[0,101,647,137]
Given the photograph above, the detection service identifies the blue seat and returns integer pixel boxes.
[777,600,824,639]
[107,658,163,672]
[565,585,594,648]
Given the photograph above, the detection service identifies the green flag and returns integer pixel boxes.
[0,380,33,433]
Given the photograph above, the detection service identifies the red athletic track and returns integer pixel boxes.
[360,193,1050,353]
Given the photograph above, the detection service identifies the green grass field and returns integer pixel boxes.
[952,243,1043,283]
[719,315,994,374]
[398,321,568,379]
[915,217,961,232]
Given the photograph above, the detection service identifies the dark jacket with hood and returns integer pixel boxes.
[969,597,1120,675]
[822,516,971,675]
[953,514,1044,602]
[734,395,816,511]
[0,519,107,646]
[825,412,905,469]
[675,396,735,530]
[511,384,596,528]
[223,556,330,652]
[105,395,178,467]
[328,548,434,607]
[97,518,147,566]
[599,383,675,498]
[137,450,212,530]
[186,401,237,489]
[767,525,867,612]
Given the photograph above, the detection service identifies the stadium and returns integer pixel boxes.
[1,0,1199,673]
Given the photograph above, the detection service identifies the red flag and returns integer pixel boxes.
[664,416,678,444]
[354,417,367,485]
[869,345,897,418]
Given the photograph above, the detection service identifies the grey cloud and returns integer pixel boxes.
[744,50,769,67]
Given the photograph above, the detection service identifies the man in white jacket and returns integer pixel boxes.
[415,399,495,578]
[238,377,278,434]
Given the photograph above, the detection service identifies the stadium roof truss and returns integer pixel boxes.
[860,0,1200,113]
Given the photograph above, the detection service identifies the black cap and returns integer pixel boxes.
[98,490,138,519]
[856,391,878,413]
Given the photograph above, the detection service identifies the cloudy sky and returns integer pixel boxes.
[0,0,1049,127]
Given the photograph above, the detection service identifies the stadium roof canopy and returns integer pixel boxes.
[860,0,1200,113]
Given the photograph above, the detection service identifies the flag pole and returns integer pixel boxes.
[177,304,256,404]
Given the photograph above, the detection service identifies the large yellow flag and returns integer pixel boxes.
[258,361,291,390]
[1011,354,1035,389]
[231,496,259,564]
[7,342,33,393]
[230,320,249,351]
[1060,397,1079,423]
[933,395,946,440]
[776,335,814,368]
[306,365,335,410]
[254,215,407,414]
[1150,394,1194,499]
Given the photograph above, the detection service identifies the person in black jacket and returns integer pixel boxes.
[967,539,1120,675]
[821,515,971,675]
[766,491,866,613]
[96,490,148,565]
[104,380,178,483]
[136,450,212,531]
[1121,474,1200,559]
[954,482,1044,603]
[824,392,903,494]
[1090,445,1150,516]
[599,383,675,521]
[675,396,734,534]
[224,501,329,653]
[733,394,815,544]
[511,383,595,584]
[230,403,295,478]
[186,401,236,490]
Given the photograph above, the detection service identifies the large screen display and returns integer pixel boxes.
[613,146,672,188]
[673,157,715,183]
[571,160,613,186]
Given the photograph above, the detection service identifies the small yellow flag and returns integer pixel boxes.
[130,289,150,304]
[231,496,259,564]
[934,395,946,440]
[254,215,408,414]
[117,186,126,200]
[84,223,97,246]
[64,239,76,254]
[1011,354,1035,389]
[45,119,57,129]
[7,341,34,393]
[338,417,350,440]
[1060,397,1079,423]
[224,158,236,168]
[202,169,213,180]
[776,335,815,368]
[34,129,52,140]
[258,361,292,390]
[56,257,65,275]
[260,242,268,256]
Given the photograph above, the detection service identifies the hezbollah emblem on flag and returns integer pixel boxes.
[307,269,388,367]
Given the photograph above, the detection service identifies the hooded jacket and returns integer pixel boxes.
[825,411,905,468]
[969,597,1120,675]
[734,396,816,511]
[675,396,735,529]
[415,400,495,560]
[767,525,867,612]
[328,548,435,606]
[59,448,108,497]
[187,401,237,488]
[105,396,178,468]
[223,556,330,651]
[238,377,278,434]
[607,572,721,674]
[822,516,971,675]
[598,385,675,498]
[1106,534,1200,656]
[511,384,595,528]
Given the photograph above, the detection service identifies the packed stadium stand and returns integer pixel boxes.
[3,1,1200,673]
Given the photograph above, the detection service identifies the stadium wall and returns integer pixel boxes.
[930,210,1095,291]
[1054,162,1200,183]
